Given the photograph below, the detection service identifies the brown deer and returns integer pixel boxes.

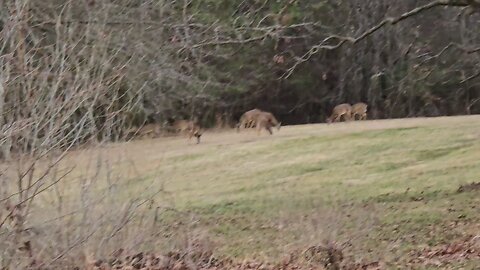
[255,114,274,136]
[258,111,281,131]
[236,108,263,132]
[326,103,352,123]
[172,119,203,144]
[255,111,281,135]
[351,102,368,120]
[237,109,281,132]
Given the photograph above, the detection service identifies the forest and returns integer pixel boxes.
[1,0,480,157]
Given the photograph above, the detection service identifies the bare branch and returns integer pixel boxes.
[283,0,472,78]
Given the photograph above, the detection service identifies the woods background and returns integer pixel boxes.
[1,0,480,157]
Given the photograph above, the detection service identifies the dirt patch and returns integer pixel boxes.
[457,182,480,193]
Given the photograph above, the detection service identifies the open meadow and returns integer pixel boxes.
[4,115,478,269]
[4,116,480,269]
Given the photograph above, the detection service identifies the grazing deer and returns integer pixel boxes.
[258,111,281,131]
[172,119,203,144]
[326,103,352,123]
[255,114,274,135]
[236,108,263,132]
[351,102,368,120]
[254,112,282,136]
[237,109,281,132]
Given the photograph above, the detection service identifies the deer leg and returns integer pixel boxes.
[333,114,341,122]
[266,126,273,135]
[344,112,352,122]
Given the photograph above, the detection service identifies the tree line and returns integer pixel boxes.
[1,0,480,157]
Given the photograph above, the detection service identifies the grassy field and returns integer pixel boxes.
[23,116,480,268]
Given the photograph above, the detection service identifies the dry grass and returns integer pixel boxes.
[60,115,480,205]
[3,116,480,268]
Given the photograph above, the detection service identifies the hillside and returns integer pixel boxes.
[12,116,478,268]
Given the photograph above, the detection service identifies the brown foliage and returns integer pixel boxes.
[79,242,389,270]
[408,235,480,267]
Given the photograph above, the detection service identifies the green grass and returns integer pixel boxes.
[40,116,480,267]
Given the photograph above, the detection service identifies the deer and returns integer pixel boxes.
[171,119,203,144]
[254,114,274,135]
[351,102,368,120]
[326,103,352,123]
[257,111,281,131]
[236,108,263,132]
[236,109,281,132]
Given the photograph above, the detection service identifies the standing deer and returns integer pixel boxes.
[257,111,281,131]
[236,109,281,133]
[351,102,368,120]
[236,108,263,132]
[326,103,352,123]
[255,114,274,135]
[172,119,203,144]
